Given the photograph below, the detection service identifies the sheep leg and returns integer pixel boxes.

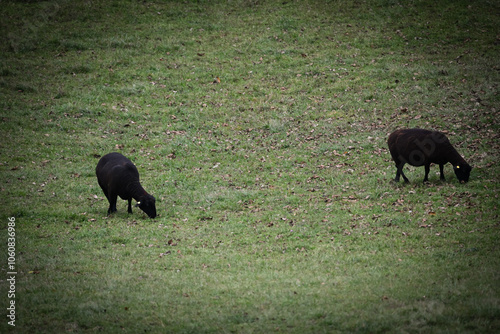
[400,169,409,183]
[423,164,430,182]
[395,163,409,183]
[439,164,446,180]
[127,199,133,214]
[100,187,110,203]
[394,165,401,182]
[107,192,118,215]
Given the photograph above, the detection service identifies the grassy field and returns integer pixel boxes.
[0,0,499,332]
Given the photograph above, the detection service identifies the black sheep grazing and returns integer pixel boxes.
[96,152,156,218]
[387,129,472,183]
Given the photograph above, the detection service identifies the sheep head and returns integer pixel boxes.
[453,163,472,183]
[136,195,157,218]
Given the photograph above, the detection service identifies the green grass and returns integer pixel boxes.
[1,0,499,333]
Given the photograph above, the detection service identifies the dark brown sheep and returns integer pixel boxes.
[388,129,472,183]
[96,152,156,218]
